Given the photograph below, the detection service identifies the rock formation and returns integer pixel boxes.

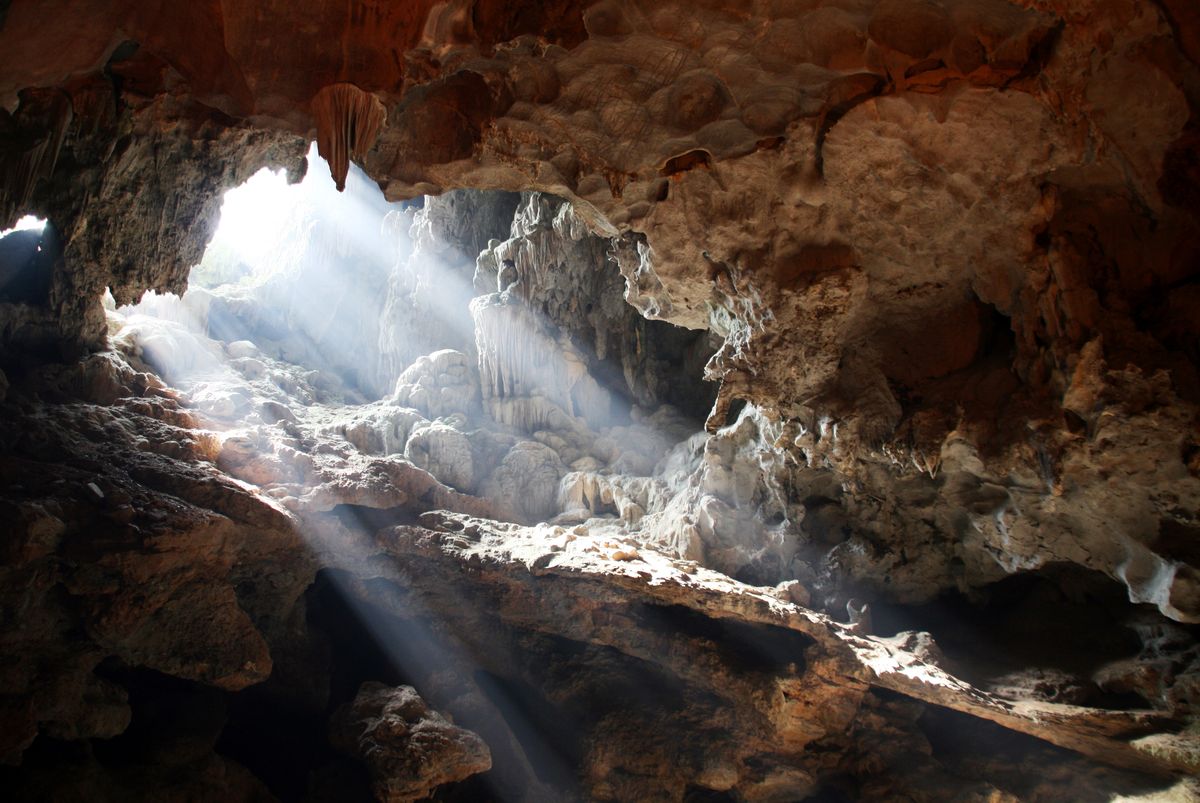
[0,0,1198,801]
[312,84,387,193]
[330,683,491,802]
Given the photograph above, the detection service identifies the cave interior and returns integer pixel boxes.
[1,0,1199,801]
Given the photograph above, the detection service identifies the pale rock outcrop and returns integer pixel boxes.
[472,290,609,425]
[333,405,428,457]
[405,421,476,493]
[391,349,479,420]
[482,441,567,524]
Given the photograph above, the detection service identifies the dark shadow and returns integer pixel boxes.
[0,223,58,305]
[869,564,1175,709]
[636,603,811,674]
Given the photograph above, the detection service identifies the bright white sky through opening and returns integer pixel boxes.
[202,163,297,281]
[194,142,390,291]
[0,215,47,239]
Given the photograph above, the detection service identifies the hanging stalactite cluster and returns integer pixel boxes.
[0,88,73,227]
[311,83,386,192]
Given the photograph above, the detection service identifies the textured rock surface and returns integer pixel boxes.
[330,682,491,802]
[0,0,1199,800]
[0,181,1192,799]
[2,0,1196,620]
[309,507,1200,799]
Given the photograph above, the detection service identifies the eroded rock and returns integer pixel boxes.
[330,682,491,803]
[0,1,1197,799]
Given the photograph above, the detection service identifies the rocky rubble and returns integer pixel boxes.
[330,682,491,802]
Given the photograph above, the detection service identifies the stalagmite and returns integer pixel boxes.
[311,83,386,192]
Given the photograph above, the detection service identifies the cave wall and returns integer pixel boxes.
[1,0,1196,620]
[1,0,1199,800]
[1,81,305,360]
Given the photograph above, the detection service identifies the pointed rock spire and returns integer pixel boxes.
[311,83,385,191]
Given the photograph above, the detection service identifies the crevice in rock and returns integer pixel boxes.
[661,149,712,178]
[870,564,1191,711]
[916,702,1176,801]
[813,74,886,177]
[636,603,813,675]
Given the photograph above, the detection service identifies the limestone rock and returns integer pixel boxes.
[330,682,491,803]
[0,1,1197,799]
[392,349,479,420]
[311,84,386,192]
[482,441,565,524]
[405,421,476,492]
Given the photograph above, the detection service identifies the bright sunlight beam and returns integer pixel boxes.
[198,166,295,285]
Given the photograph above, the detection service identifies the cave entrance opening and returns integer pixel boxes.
[107,142,719,535]
[0,214,53,305]
[98,148,734,799]
[190,162,300,290]
[0,214,46,239]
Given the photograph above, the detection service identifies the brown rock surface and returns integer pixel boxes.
[330,682,491,802]
[0,0,1198,800]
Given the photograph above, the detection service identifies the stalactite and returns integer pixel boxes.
[470,290,615,431]
[311,83,386,192]
[0,88,73,226]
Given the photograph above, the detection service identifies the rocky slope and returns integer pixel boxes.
[1,0,1199,800]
